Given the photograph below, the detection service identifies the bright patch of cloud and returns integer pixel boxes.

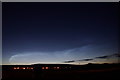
[9,44,117,65]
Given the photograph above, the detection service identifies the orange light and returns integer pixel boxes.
[42,67,45,69]
[57,67,60,69]
[23,67,26,69]
[31,67,33,69]
[46,67,49,69]
[27,67,29,69]
[16,67,19,69]
[54,67,56,69]
[14,67,17,69]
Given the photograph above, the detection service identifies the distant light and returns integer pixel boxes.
[31,67,33,69]
[23,67,26,69]
[54,67,56,69]
[42,67,45,69]
[57,67,60,69]
[45,67,49,69]
[14,67,17,69]
[16,67,19,69]
[27,67,29,69]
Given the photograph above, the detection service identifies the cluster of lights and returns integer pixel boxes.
[41,67,60,70]
[42,67,49,69]
[13,67,33,70]
[54,67,60,69]
[13,66,72,70]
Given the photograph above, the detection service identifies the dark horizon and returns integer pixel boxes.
[2,62,120,80]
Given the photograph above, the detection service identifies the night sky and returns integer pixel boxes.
[3,2,119,65]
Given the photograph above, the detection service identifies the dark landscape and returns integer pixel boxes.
[2,63,120,80]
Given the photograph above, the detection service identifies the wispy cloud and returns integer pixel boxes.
[9,45,89,64]
[8,44,118,65]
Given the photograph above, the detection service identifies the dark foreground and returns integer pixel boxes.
[2,63,120,80]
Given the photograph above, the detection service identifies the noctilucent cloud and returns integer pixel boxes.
[3,2,119,65]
